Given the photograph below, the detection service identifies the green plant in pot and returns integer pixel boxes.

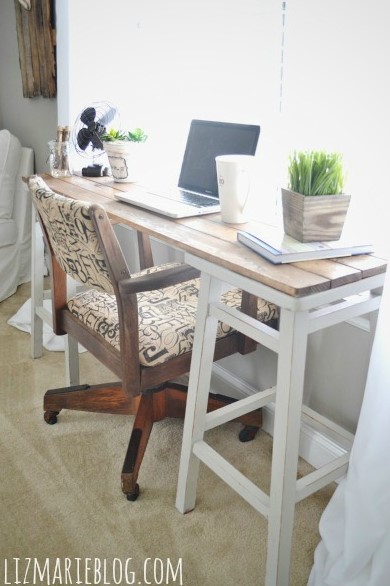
[101,127,148,144]
[101,127,148,183]
[282,150,350,242]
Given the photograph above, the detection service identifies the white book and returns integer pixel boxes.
[237,224,374,264]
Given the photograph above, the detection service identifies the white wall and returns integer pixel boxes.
[56,0,282,221]
[281,0,390,253]
[279,0,389,431]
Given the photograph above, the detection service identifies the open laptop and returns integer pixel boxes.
[115,119,261,218]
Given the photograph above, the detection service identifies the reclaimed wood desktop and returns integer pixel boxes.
[35,174,387,585]
[40,174,385,295]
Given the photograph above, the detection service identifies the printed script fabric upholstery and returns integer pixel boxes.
[29,175,114,294]
[68,275,279,368]
[29,175,279,368]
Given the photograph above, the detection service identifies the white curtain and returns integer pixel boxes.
[308,256,390,585]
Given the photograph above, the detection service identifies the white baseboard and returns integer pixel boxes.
[211,364,348,471]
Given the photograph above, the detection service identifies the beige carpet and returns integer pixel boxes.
[0,283,335,586]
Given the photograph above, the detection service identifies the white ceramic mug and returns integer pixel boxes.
[215,154,254,223]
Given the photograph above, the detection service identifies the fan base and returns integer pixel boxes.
[81,164,109,177]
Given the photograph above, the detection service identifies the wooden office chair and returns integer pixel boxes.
[28,175,279,500]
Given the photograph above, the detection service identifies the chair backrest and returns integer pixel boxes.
[28,175,115,294]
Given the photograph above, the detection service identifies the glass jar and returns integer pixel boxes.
[48,140,72,177]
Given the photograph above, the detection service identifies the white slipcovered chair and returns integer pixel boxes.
[0,129,34,302]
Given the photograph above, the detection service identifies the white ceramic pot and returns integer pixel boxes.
[103,141,142,183]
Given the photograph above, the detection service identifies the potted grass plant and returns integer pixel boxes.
[282,150,350,242]
[101,127,148,183]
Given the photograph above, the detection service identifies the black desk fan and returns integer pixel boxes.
[71,102,119,177]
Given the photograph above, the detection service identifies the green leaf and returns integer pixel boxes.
[288,150,344,196]
[101,127,148,143]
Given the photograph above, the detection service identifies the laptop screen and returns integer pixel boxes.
[178,119,261,198]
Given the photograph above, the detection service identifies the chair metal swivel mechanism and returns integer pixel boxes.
[27,175,279,500]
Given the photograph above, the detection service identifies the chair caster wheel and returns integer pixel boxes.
[239,425,259,442]
[44,410,59,425]
[126,483,140,501]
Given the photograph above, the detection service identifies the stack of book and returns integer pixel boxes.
[237,224,374,264]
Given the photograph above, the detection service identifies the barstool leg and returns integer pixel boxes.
[176,273,222,513]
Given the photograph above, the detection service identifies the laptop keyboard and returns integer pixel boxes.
[177,190,218,208]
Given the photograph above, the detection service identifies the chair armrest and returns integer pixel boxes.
[118,264,200,295]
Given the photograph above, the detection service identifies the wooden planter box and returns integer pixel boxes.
[281,188,351,242]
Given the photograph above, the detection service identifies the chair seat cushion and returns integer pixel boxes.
[67,263,279,367]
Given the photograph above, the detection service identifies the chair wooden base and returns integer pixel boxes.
[43,382,262,500]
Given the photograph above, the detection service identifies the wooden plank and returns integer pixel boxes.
[179,215,237,242]
[14,1,36,96]
[36,0,56,97]
[14,0,56,98]
[291,258,361,288]
[28,1,42,95]
[222,242,330,297]
[335,255,388,278]
[44,175,115,206]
